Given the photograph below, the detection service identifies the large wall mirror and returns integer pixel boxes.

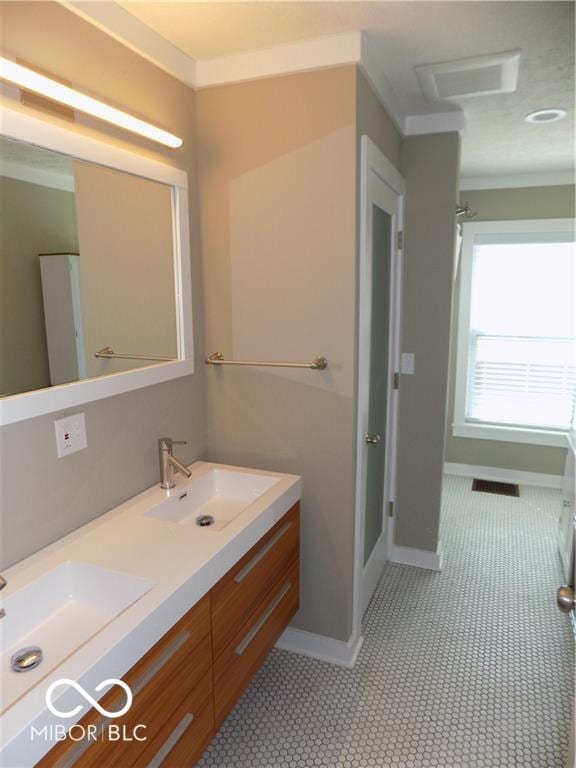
[0,108,193,425]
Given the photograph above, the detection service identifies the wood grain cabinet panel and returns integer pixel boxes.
[36,596,211,768]
[211,503,300,658]
[131,671,214,768]
[214,558,300,729]
[35,506,300,768]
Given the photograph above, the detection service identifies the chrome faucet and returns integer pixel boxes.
[158,437,192,490]
[0,575,6,619]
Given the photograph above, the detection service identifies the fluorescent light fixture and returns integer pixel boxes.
[0,57,183,148]
[525,108,567,124]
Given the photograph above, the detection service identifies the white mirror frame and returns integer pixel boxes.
[0,106,194,426]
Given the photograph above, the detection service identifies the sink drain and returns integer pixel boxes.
[11,646,43,673]
[196,515,215,527]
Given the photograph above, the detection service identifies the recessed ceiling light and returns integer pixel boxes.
[525,108,567,124]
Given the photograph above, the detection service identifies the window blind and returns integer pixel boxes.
[468,334,576,430]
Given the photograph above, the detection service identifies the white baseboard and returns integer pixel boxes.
[444,462,563,489]
[390,545,443,571]
[276,627,364,668]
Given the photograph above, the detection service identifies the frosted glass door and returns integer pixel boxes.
[364,205,392,565]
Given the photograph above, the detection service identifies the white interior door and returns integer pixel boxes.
[353,136,404,630]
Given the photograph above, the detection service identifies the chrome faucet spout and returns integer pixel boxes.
[168,454,192,480]
[158,437,191,490]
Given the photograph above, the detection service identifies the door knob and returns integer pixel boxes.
[365,433,381,446]
[556,585,576,614]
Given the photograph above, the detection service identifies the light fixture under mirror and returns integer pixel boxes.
[0,107,193,426]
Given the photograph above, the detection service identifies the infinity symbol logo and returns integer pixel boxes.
[45,678,133,719]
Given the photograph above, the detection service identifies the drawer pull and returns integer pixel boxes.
[146,712,194,768]
[235,581,291,656]
[57,718,107,768]
[234,522,292,583]
[131,630,191,696]
[54,631,191,767]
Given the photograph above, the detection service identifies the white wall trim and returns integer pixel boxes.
[452,422,568,449]
[196,31,362,89]
[444,462,563,489]
[276,628,364,668]
[1,106,188,188]
[404,110,465,136]
[453,217,575,450]
[59,2,466,138]
[460,171,575,191]
[0,106,194,426]
[390,545,443,571]
[63,1,196,86]
[352,136,405,642]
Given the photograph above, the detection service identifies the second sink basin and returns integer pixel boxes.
[0,561,155,713]
[146,468,280,530]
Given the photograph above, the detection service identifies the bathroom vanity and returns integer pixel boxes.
[0,462,301,767]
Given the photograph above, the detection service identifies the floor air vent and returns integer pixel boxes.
[472,478,519,497]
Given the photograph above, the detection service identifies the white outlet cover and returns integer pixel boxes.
[401,353,415,375]
[54,412,87,458]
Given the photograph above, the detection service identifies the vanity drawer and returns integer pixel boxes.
[211,503,299,658]
[95,634,213,768]
[132,671,213,768]
[214,558,299,728]
[36,596,212,768]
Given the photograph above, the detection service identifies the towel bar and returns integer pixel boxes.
[205,352,328,370]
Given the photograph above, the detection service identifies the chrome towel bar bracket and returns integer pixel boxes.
[205,352,328,370]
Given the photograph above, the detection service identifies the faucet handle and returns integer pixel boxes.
[172,440,187,446]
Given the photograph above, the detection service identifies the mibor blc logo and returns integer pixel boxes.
[30,679,147,745]
[45,678,133,719]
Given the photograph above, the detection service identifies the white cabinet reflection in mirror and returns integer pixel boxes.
[0,106,193,426]
[40,254,86,386]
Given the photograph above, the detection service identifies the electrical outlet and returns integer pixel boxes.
[54,413,87,458]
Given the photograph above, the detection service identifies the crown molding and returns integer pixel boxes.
[404,110,465,135]
[196,31,362,89]
[60,1,464,138]
[63,1,196,86]
[460,171,575,190]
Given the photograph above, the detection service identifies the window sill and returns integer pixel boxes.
[452,422,568,448]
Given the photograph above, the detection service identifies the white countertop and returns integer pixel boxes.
[0,461,301,767]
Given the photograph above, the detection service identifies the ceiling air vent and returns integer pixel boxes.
[415,50,520,101]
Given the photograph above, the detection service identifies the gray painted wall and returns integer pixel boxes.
[1,4,462,643]
[0,3,206,570]
[356,69,401,168]
[196,66,359,643]
[445,185,575,475]
[395,133,461,553]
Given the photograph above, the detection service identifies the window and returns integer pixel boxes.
[453,219,575,447]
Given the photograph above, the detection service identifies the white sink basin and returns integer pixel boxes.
[146,468,280,530]
[0,561,155,713]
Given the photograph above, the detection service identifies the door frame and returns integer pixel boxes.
[352,135,405,640]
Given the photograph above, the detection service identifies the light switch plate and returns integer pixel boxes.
[401,353,415,375]
[54,413,87,458]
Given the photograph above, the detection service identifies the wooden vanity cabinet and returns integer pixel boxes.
[36,502,300,768]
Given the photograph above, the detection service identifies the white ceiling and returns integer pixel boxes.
[116,2,574,178]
